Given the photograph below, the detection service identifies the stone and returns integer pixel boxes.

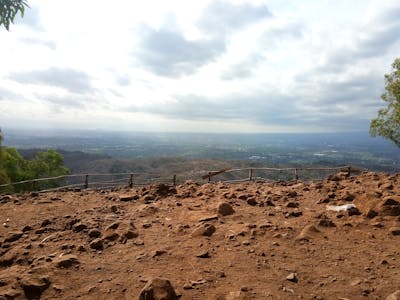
[286,273,298,283]
[286,202,299,208]
[119,194,139,202]
[382,197,399,206]
[347,207,361,216]
[152,184,177,197]
[72,222,87,232]
[218,202,235,216]
[0,195,13,203]
[296,225,320,241]
[199,215,219,222]
[265,199,275,206]
[53,255,80,268]
[246,198,257,206]
[0,251,16,267]
[389,227,400,236]
[88,229,101,238]
[318,218,336,227]
[183,283,194,290]
[106,221,120,230]
[19,275,50,300]
[191,223,216,237]
[196,251,210,258]
[237,194,249,200]
[104,232,120,241]
[22,225,33,232]
[121,230,138,242]
[287,211,303,218]
[366,209,378,219]
[343,192,355,201]
[41,219,52,227]
[386,290,400,300]
[142,222,152,228]
[89,238,104,250]
[152,250,167,257]
[4,232,23,243]
[139,278,178,300]
[225,291,248,300]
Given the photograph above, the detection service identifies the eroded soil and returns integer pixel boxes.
[0,171,400,299]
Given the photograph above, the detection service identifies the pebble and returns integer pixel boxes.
[286,273,298,283]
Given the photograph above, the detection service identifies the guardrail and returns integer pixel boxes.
[0,172,178,193]
[0,165,361,193]
[202,165,359,183]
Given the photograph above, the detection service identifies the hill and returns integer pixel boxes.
[0,171,399,299]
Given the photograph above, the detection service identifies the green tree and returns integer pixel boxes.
[1,147,69,192]
[370,58,400,147]
[0,0,28,30]
[0,130,11,187]
[30,149,69,179]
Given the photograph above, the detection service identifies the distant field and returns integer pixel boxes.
[5,130,400,178]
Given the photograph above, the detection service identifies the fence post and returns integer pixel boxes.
[84,174,89,189]
[249,169,253,181]
[208,172,211,183]
[32,179,37,191]
[294,168,299,180]
[173,174,177,186]
[129,174,133,188]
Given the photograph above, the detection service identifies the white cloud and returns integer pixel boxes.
[0,0,399,132]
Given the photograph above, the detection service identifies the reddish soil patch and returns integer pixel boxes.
[0,171,399,299]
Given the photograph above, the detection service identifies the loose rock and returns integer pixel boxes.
[218,202,235,216]
[19,275,50,300]
[53,255,80,268]
[389,227,400,236]
[4,232,23,243]
[89,238,104,250]
[296,225,320,241]
[139,278,178,300]
[191,223,216,237]
[286,273,298,283]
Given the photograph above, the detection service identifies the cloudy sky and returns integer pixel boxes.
[1,0,400,133]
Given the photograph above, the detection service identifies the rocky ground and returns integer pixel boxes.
[0,171,399,300]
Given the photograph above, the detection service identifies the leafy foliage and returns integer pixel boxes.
[0,0,28,30]
[370,58,400,147]
[0,145,69,192]
[0,130,11,188]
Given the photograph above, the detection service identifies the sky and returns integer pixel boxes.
[0,0,400,133]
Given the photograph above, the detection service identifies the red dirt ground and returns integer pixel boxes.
[0,171,399,299]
